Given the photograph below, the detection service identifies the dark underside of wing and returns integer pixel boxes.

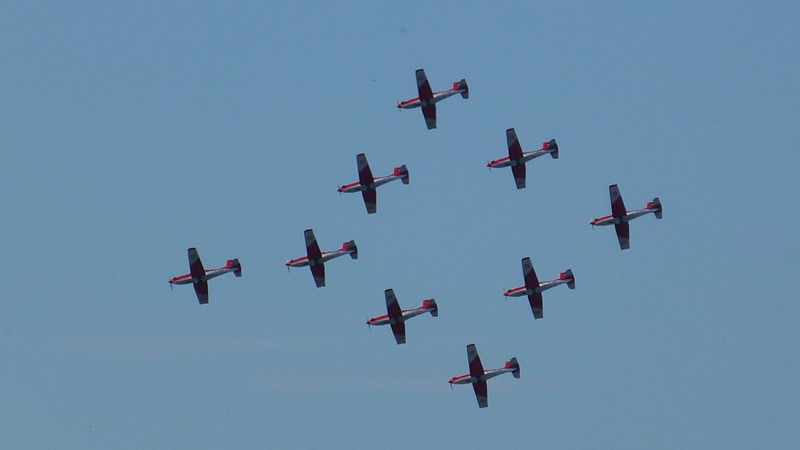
[193,281,209,304]
[362,189,377,214]
[473,381,488,408]
[528,292,543,319]
[390,322,406,345]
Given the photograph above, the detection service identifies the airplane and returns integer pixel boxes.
[337,153,409,214]
[168,248,241,304]
[366,289,437,344]
[503,257,575,319]
[448,344,520,408]
[397,68,468,130]
[285,229,358,288]
[487,128,558,189]
[590,184,663,250]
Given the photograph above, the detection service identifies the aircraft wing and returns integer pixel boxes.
[467,344,485,378]
[609,184,627,219]
[385,289,402,319]
[415,69,433,101]
[193,281,209,304]
[511,164,526,189]
[188,247,205,280]
[472,380,488,408]
[310,263,325,288]
[522,257,540,291]
[361,189,377,214]
[507,129,526,188]
[390,322,406,345]
[615,222,630,250]
[357,153,374,186]
[304,229,323,261]
[421,104,436,130]
[528,292,544,319]
[506,128,524,160]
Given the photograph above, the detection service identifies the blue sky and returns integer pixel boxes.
[1,1,799,448]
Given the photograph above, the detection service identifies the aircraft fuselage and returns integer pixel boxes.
[504,278,570,297]
[449,366,516,385]
[285,249,354,268]
[590,207,658,227]
[366,307,435,326]
[488,148,556,168]
[169,267,237,285]
[397,89,465,109]
[337,173,406,194]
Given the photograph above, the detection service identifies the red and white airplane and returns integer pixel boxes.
[448,344,520,408]
[590,184,663,250]
[337,153,409,214]
[487,128,558,189]
[366,289,437,344]
[285,229,358,288]
[397,68,468,130]
[169,248,242,304]
[503,257,575,319]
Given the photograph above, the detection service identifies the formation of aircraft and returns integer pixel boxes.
[487,128,559,189]
[169,248,241,304]
[337,153,409,214]
[366,289,438,344]
[448,344,520,408]
[164,72,664,409]
[590,184,663,250]
[503,257,575,319]
[397,68,468,130]
[285,229,358,287]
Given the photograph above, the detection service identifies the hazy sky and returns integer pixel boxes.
[1,1,799,449]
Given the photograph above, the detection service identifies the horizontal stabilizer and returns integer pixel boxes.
[547,139,559,159]
[458,79,469,99]
[395,165,410,184]
[507,357,521,378]
[423,298,438,317]
[227,258,242,277]
[346,240,358,259]
[652,197,663,219]
[564,269,575,289]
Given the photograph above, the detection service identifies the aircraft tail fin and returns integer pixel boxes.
[457,79,469,99]
[422,298,438,317]
[650,197,663,219]
[505,357,521,378]
[227,258,242,277]
[547,139,559,159]
[394,164,410,184]
[345,240,358,259]
[561,269,575,289]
